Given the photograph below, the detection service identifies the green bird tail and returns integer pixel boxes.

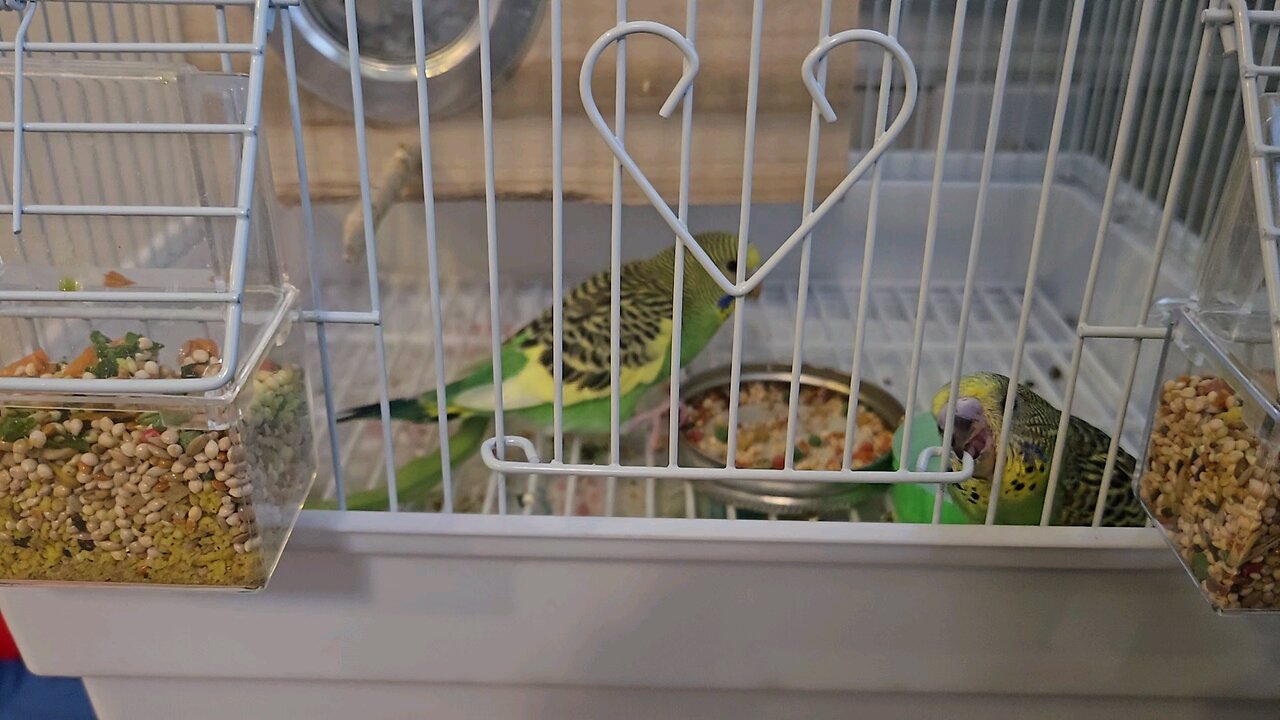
[307,415,491,511]
[334,359,501,425]
[335,394,445,424]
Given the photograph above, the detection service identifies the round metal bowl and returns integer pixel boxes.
[678,364,904,516]
[275,0,546,124]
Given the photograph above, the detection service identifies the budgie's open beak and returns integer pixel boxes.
[944,396,988,461]
[949,417,973,457]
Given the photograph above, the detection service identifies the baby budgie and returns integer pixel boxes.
[320,232,760,511]
[931,372,1145,526]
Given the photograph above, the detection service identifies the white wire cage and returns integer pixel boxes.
[292,0,1246,528]
[0,0,1266,530]
[5,0,1280,715]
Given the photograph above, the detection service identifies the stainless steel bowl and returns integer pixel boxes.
[678,364,904,516]
[276,0,546,124]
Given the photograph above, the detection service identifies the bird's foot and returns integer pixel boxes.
[622,402,669,459]
[621,381,672,434]
[645,410,668,459]
[623,399,696,459]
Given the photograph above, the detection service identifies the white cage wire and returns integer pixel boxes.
[0,0,1271,532]
[9,2,1280,717]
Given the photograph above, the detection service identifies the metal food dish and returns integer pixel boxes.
[678,364,903,516]
[277,0,546,124]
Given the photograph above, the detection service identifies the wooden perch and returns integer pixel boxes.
[342,143,423,264]
[186,1,860,206]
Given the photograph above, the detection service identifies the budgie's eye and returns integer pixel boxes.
[727,260,738,273]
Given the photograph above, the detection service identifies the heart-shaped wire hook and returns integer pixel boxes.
[580,24,918,297]
[579,21,700,124]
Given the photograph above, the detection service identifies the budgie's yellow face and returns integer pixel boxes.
[932,373,1005,478]
[688,233,762,321]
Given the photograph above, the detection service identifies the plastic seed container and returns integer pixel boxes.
[1138,305,1280,613]
[0,61,316,589]
[0,290,314,590]
[1136,90,1280,612]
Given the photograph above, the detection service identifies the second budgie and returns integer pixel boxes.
[320,232,761,511]
[931,372,1145,526]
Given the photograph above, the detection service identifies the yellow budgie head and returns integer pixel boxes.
[931,372,1009,478]
[687,232,762,321]
[644,232,762,323]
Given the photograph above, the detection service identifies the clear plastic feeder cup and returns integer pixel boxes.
[0,287,316,589]
[1139,304,1280,613]
[0,59,316,589]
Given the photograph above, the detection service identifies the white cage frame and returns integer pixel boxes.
[8,3,1280,716]
[0,0,1272,530]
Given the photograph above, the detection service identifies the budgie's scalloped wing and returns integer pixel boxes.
[450,266,676,412]
[1053,416,1145,527]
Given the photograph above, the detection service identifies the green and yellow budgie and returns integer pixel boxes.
[318,232,760,511]
[931,372,1145,526]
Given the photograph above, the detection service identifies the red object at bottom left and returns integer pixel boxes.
[0,615,20,661]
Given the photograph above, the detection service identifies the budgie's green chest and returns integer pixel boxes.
[678,310,727,367]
